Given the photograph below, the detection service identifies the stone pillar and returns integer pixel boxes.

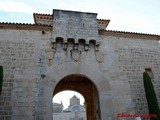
[99,92,114,120]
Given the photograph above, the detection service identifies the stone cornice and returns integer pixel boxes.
[0,22,160,40]
[33,13,53,24]
[0,22,52,31]
[99,30,160,40]
[33,13,110,29]
[97,19,110,29]
[33,13,110,22]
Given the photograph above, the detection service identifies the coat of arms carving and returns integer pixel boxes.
[95,51,104,63]
[45,48,55,60]
[71,50,81,62]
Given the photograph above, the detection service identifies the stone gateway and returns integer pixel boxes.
[0,9,160,120]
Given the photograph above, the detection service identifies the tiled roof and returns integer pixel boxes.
[99,29,160,40]
[0,22,52,31]
[1,22,160,40]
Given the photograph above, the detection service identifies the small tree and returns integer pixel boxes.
[0,66,3,94]
[143,72,160,120]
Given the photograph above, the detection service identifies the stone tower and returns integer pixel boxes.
[70,95,80,106]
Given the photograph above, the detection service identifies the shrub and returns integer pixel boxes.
[0,66,3,94]
[143,72,160,120]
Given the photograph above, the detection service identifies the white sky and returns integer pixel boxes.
[53,90,85,109]
[0,0,160,34]
[0,0,160,108]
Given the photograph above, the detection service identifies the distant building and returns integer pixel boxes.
[53,102,63,113]
[53,95,86,120]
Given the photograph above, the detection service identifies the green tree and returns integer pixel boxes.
[0,66,3,94]
[143,72,160,120]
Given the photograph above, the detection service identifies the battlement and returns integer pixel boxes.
[33,10,110,30]
[52,9,100,44]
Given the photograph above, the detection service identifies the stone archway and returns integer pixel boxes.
[53,74,101,120]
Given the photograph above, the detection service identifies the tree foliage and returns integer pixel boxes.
[143,72,160,120]
[0,66,3,94]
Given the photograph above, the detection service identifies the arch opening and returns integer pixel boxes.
[53,90,86,120]
[53,74,101,120]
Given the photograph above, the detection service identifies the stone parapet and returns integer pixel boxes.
[52,9,99,44]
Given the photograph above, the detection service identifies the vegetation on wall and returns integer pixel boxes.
[143,72,160,120]
[0,66,3,94]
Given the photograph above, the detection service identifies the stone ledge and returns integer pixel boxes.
[0,22,52,31]
[99,30,160,40]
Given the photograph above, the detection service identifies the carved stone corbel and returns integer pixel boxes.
[74,43,78,50]
[85,41,89,51]
[63,40,67,50]
[85,44,89,51]
[95,42,100,51]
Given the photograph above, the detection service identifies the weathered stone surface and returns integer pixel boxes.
[71,49,81,61]
[0,9,160,120]
[95,51,104,63]
[52,9,99,43]
[45,48,55,60]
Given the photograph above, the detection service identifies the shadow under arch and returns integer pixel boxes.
[53,74,101,120]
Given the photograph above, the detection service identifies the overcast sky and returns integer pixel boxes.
[0,0,160,35]
[0,0,160,109]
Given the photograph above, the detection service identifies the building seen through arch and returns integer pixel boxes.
[53,74,100,120]
[53,94,86,120]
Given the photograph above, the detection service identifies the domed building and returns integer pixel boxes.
[53,95,86,120]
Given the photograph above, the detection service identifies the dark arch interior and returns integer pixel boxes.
[53,74,101,120]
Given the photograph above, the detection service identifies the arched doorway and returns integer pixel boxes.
[53,90,86,120]
[53,74,101,120]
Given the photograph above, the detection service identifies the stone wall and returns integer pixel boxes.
[0,9,160,120]
[0,28,160,120]
[0,29,52,120]
[52,9,99,43]
[99,35,160,119]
